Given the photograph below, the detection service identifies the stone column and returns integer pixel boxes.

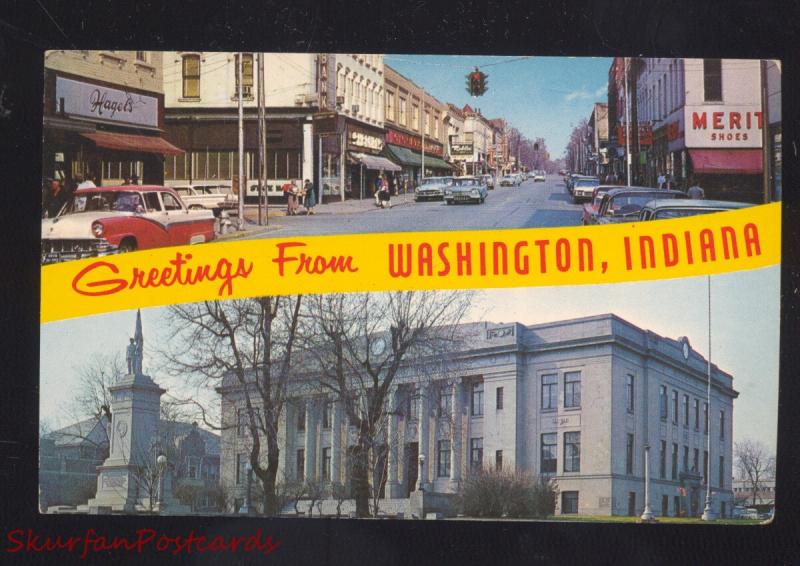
[416,383,430,490]
[303,399,316,481]
[450,379,463,487]
[387,387,402,498]
[302,120,314,185]
[330,399,342,484]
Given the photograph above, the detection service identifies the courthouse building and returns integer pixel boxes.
[218,314,737,518]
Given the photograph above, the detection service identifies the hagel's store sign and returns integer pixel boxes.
[684,105,763,148]
[55,76,158,128]
[386,129,443,157]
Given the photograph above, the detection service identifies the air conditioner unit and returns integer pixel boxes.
[351,104,360,114]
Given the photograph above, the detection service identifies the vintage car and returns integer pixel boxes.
[499,174,518,187]
[41,185,216,264]
[588,187,686,225]
[571,176,600,203]
[581,185,621,225]
[415,176,454,201]
[481,174,495,190]
[638,198,752,221]
[171,183,235,215]
[533,170,546,182]
[444,176,489,204]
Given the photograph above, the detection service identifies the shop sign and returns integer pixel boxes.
[386,129,443,157]
[348,127,384,152]
[450,142,474,155]
[55,76,158,128]
[616,123,653,146]
[684,105,763,148]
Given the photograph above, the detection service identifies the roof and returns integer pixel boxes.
[641,199,752,210]
[46,417,108,447]
[604,187,686,197]
[462,104,474,114]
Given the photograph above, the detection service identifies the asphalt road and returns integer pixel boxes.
[254,175,583,239]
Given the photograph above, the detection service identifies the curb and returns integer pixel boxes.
[215,224,283,241]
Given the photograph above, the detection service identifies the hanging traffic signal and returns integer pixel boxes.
[465,67,489,96]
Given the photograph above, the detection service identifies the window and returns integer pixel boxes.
[671,443,678,480]
[234,53,254,95]
[136,51,147,62]
[659,385,668,420]
[703,59,722,101]
[470,438,483,471]
[541,433,557,474]
[694,399,700,430]
[322,447,331,481]
[674,495,680,517]
[683,446,689,472]
[626,375,634,413]
[495,450,503,471]
[438,386,452,418]
[671,390,678,424]
[693,448,699,473]
[662,495,669,517]
[703,402,708,434]
[703,450,709,485]
[564,372,581,408]
[143,191,161,211]
[719,410,725,440]
[564,432,581,472]
[411,103,418,130]
[182,54,200,99]
[626,434,634,475]
[322,401,331,429]
[683,394,689,426]
[425,110,431,136]
[471,381,484,416]
[399,97,407,126]
[407,387,419,421]
[236,454,247,485]
[386,91,395,121]
[659,440,667,479]
[296,449,305,481]
[237,408,247,436]
[719,456,725,488]
[496,387,504,410]
[297,403,306,431]
[541,374,557,410]
[561,491,578,514]
[161,192,182,211]
[186,456,199,479]
[438,440,451,477]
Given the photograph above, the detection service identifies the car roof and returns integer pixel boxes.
[604,187,685,197]
[642,199,752,210]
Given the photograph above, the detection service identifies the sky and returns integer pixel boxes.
[40,266,780,456]
[384,55,613,159]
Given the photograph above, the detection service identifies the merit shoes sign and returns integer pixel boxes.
[56,76,158,128]
[684,105,763,148]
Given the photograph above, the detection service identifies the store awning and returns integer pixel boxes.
[80,131,185,155]
[349,152,401,171]
[689,149,763,175]
[384,144,455,172]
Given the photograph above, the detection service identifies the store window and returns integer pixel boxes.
[703,59,723,101]
[182,54,200,99]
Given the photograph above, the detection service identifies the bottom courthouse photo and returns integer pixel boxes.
[39,267,778,523]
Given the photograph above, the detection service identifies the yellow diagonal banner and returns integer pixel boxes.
[41,202,781,323]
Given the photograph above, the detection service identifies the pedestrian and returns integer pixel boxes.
[283,181,296,215]
[44,178,68,218]
[77,173,96,189]
[392,176,399,196]
[657,172,666,190]
[664,173,672,190]
[686,176,705,200]
[303,178,317,215]
[130,174,140,185]
[122,175,132,186]
[378,175,391,208]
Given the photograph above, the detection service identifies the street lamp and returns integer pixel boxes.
[702,275,716,521]
[640,444,655,522]
[156,452,167,509]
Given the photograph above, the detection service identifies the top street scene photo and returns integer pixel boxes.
[40,53,781,262]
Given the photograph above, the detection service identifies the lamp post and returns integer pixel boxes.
[156,452,167,510]
[702,275,716,521]
[640,444,655,521]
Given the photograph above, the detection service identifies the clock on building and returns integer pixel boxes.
[370,336,386,356]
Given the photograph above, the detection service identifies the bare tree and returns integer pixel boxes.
[734,439,776,507]
[299,290,474,517]
[161,297,302,516]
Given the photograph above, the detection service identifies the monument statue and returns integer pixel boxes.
[126,339,136,374]
[126,310,144,376]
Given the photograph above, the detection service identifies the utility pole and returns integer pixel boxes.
[237,52,245,230]
[760,59,771,203]
[420,86,425,183]
[257,52,267,226]
[702,275,716,521]
[624,57,632,187]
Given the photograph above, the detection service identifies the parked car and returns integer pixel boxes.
[41,185,216,264]
[415,176,454,201]
[500,175,518,187]
[481,174,495,190]
[587,187,686,225]
[171,183,234,216]
[444,176,489,204]
[566,173,583,194]
[533,171,546,182]
[638,199,752,221]
[571,176,600,203]
[581,185,619,225]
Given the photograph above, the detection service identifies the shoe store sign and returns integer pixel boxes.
[684,105,763,148]
[56,76,158,128]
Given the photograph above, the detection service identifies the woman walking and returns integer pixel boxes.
[303,178,317,215]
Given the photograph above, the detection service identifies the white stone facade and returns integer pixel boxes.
[219,314,737,518]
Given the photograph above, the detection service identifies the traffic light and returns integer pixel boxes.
[465,67,489,96]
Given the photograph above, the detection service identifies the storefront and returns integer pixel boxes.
[43,72,183,190]
[384,128,455,192]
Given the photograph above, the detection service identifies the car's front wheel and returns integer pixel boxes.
[118,237,137,253]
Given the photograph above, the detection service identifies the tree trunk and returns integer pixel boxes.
[352,441,371,517]
[264,444,280,515]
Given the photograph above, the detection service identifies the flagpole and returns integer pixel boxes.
[701,274,715,521]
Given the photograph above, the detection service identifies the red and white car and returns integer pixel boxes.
[41,185,216,264]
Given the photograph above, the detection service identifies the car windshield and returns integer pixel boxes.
[199,186,228,194]
[610,194,666,214]
[576,180,598,187]
[67,191,145,214]
[422,177,452,185]
[654,208,722,219]
[454,178,478,187]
